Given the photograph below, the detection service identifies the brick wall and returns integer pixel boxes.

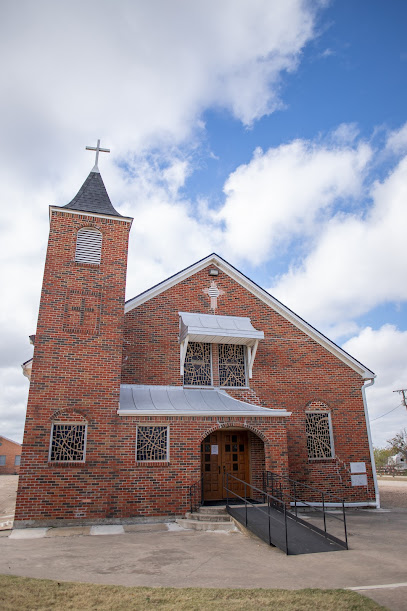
[123,263,375,504]
[15,209,131,524]
[15,236,375,526]
[15,415,287,524]
[0,437,21,475]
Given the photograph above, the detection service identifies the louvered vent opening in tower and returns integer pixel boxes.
[75,228,102,264]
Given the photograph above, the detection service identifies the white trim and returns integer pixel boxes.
[119,409,291,417]
[247,340,258,379]
[125,254,375,379]
[347,582,407,591]
[362,379,380,508]
[179,336,189,376]
[49,206,133,224]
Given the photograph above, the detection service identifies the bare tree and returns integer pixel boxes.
[387,428,407,460]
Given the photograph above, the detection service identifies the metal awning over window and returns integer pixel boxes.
[179,312,264,378]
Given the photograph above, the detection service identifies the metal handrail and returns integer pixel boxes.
[223,471,289,553]
[264,470,346,502]
[189,476,203,513]
[263,471,348,548]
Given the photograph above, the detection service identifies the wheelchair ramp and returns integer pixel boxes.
[228,504,347,555]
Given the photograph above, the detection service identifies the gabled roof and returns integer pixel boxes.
[125,253,375,380]
[61,170,122,217]
[0,435,21,446]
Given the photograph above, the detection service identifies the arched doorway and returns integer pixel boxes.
[201,429,253,501]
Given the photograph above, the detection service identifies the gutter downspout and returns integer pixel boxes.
[362,378,380,508]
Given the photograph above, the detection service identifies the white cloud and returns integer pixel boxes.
[0,0,322,440]
[0,0,318,177]
[342,325,407,447]
[386,121,407,154]
[215,139,371,264]
[269,152,407,327]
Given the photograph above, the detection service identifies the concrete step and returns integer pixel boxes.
[185,512,232,522]
[176,518,237,532]
[195,506,227,515]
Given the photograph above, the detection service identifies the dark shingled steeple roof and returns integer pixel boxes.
[62,170,122,217]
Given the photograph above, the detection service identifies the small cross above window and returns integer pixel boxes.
[203,281,225,310]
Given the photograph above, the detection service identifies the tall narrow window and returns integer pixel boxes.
[49,423,87,462]
[306,412,334,459]
[183,342,212,386]
[75,228,102,265]
[219,344,246,387]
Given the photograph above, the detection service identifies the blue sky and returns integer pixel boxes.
[0,0,406,447]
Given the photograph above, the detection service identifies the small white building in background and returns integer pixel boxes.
[387,453,407,471]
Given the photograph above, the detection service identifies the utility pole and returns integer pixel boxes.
[393,389,407,409]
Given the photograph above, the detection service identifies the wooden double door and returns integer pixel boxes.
[201,430,249,501]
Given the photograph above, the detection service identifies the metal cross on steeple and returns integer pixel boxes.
[86,139,110,173]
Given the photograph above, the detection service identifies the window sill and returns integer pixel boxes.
[135,461,170,467]
[308,457,336,462]
[48,461,86,467]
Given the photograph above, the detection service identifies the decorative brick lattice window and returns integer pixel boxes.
[75,228,102,265]
[49,423,87,462]
[219,344,246,387]
[136,426,168,461]
[306,412,333,459]
[183,342,212,386]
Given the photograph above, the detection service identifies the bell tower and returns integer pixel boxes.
[15,142,133,526]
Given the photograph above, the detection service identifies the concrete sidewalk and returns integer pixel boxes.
[1,508,407,611]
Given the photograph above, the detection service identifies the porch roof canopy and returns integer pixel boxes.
[118,385,290,417]
[178,312,264,378]
[179,311,264,345]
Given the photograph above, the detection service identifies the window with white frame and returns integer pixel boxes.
[14,455,21,466]
[136,426,168,461]
[0,456,6,466]
[219,344,246,387]
[75,228,102,265]
[305,411,334,459]
[49,423,87,462]
[183,342,212,386]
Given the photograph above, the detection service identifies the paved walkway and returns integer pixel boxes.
[1,508,407,610]
[1,476,407,610]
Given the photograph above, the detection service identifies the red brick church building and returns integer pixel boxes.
[15,150,379,528]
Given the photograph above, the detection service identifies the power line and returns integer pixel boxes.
[371,403,404,422]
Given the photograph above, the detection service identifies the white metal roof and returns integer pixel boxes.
[118,384,290,417]
[179,311,264,346]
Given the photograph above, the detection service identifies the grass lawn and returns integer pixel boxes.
[0,574,385,610]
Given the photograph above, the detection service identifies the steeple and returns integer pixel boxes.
[62,139,122,217]
[62,171,122,217]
